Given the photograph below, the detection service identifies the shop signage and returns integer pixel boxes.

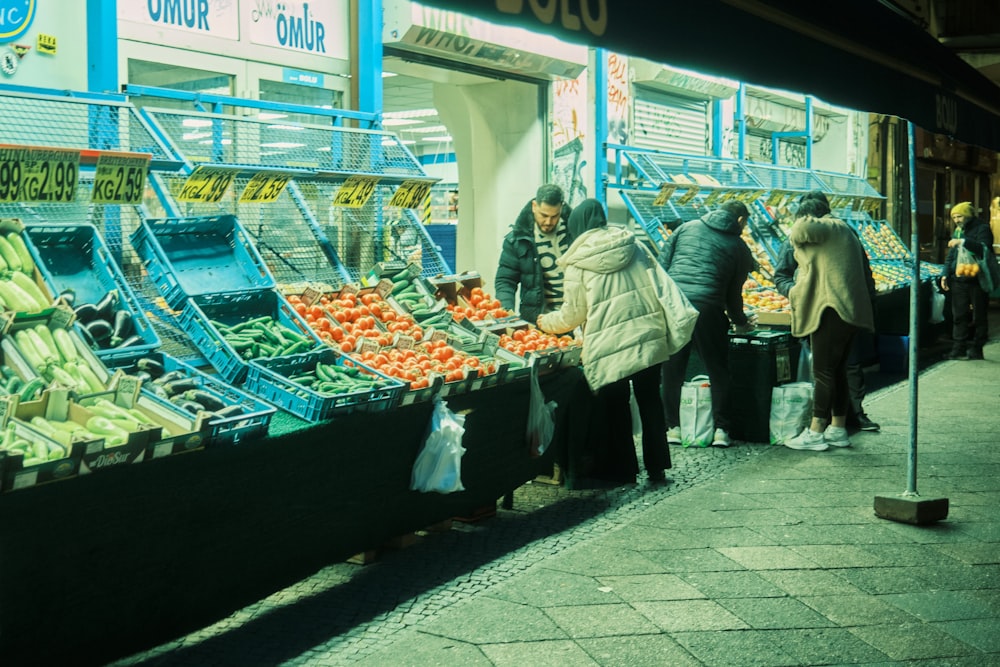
[0,0,35,43]
[249,0,347,59]
[176,165,240,203]
[332,175,380,208]
[119,0,239,41]
[282,68,324,88]
[0,145,79,203]
[91,153,151,205]
[238,171,292,203]
[388,179,433,209]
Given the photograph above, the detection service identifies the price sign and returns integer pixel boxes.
[0,145,80,203]
[177,166,240,203]
[703,190,724,206]
[333,175,380,208]
[765,190,787,207]
[675,186,700,206]
[652,183,676,207]
[388,180,433,209]
[91,153,150,204]
[239,171,292,203]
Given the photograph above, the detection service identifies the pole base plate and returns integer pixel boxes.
[874,494,949,525]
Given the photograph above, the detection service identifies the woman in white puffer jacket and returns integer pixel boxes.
[537,199,677,483]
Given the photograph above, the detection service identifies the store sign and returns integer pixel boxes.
[0,145,79,203]
[176,165,240,203]
[249,0,347,59]
[91,153,151,205]
[238,171,292,203]
[118,0,239,41]
[0,0,35,43]
[282,68,324,88]
[333,175,380,208]
[388,179,433,209]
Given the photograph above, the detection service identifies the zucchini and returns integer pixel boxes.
[52,327,79,363]
[18,377,45,401]
[0,279,40,313]
[9,271,48,310]
[0,235,22,273]
[6,232,33,274]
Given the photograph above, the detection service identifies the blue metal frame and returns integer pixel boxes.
[736,83,747,161]
[771,96,814,168]
[87,0,118,95]
[711,99,724,158]
[357,0,383,120]
[594,48,608,205]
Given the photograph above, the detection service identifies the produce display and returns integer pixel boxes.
[207,314,316,361]
[31,399,154,448]
[0,225,50,315]
[122,356,249,418]
[0,422,68,465]
[444,286,510,323]
[3,323,105,398]
[497,328,577,356]
[67,289,147,353]
[860,222,909,259]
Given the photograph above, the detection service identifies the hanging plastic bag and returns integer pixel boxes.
[796,343,813,383]
[526,360,557,457]
[769,382,813,445]
[410,398,466,494]
[680,375,714,447]
[929,289,946,324]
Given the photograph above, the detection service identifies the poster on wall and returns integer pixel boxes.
[248,0,348,59]
[119,0,239,40]
[550,70,588,206]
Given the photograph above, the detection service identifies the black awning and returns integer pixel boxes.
[412,0,1000,151]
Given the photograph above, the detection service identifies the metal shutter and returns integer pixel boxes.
[633,88,708,155]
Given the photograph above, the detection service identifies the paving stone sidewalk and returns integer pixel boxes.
[111,337,1000,667]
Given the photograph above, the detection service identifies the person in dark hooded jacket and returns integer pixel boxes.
[941,201,995,360]
[495,184,572,323]
[659,199,755,448]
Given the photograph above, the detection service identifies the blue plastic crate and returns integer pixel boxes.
[130,214,276,311]
[245,348,405,422]
[108,351,276,446]
[179,289,323,385]
[24,223,161,364]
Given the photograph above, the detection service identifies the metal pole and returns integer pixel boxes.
[905,121,920,496]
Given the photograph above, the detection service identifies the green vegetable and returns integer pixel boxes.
[9,270,48,310]
[0,235,22,273]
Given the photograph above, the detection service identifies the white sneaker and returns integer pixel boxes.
[784,427,829,451]
[711,428,731,447]
[824,426,851,448]
[667,427,681,445]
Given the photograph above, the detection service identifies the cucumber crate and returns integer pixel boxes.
[130,214,276,311]
[179,289,324,385]
[245,348,405,422]
[24,223,161,363]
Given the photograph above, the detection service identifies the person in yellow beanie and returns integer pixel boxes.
[940,201,994,360]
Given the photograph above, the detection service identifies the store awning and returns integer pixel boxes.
[413,0,1000,151]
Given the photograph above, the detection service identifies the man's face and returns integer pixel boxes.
[532,200,562,234]
[952,213,969,227]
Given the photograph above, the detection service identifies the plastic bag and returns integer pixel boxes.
[796,343,813,383]
[769,382,813,444]
[929,289,946,324]
[410,398,466,494]
[526,361,557,457]
[680,375,714,447]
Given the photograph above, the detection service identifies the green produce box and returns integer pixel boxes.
[1,394,85,491]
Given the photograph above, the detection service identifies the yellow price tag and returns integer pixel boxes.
[239,172,292,203]
[0,145,80,203]
[333,175,380,208]
[177,166,240,203]
[388,180,433,209]
[675,186,700,206]
[703,190,724,206]
[91,153,150,205]
[765,191,786,207]
[652,183,676,207]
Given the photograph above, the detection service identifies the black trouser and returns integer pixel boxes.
[950,278,989,351]
[662,304,731,432]
[598,365,670,476]
[845,331,874,418]
[810,308,858,421]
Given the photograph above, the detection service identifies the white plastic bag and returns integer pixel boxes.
[410,398,466,494]
[769,382,813,444]
[680,375,714,447]
[929,289,946,324]
[526,360,557,457]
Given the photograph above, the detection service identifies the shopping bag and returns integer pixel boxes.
[769,382,813,445]
[796,343,813,383]
[680,374,714,447]
[929,289,946,324]
[526,360,558,457]
[410,398,467,494]
[975,247,1000,294]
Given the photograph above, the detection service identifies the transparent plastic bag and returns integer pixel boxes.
[527,361,557,457]
[410,398,466,494]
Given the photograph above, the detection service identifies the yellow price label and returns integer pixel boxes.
[652,183,676,207]
[0,146,80,203]
[333,175,380,208]
[91,153,150,205]
[239,172,292,203]
[703,190,724,206]
[177,166,240,203]
[388,180,433,209]
[675,186,700,206]
[765,191,786,207]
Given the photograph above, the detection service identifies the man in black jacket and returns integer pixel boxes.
[773,192,880,432]
[941,201,995,360]
[495,183,572,323]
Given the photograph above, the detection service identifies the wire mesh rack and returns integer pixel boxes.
[740,163,827,192]
[0,90,176,164]
[629,151,759,189]
[812,170,883,198]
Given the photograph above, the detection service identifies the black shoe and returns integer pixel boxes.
[944,350,968,361]
[968,349,984,360]
[856,414,880,431]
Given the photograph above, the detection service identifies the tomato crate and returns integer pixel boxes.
[108,352,276,446]
[130,214,276,311]
[245,348,406,422]
[24,223,161,363]
[179,289,324,386]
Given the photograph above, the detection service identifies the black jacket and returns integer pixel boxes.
[944,215,994,282]
[659,208,753,325]
[494,199,571,323]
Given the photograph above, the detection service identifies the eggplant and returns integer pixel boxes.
[111,309,134,346]
[146,383,169,399]
[57,289,76,307]
[154,370,187,386]
[133,370,153,383]
[74,303,99,324]
[181,389,226,412]
[162,377,199,396]
[136,357,166,379]
[114,334,144,349]
[170,397,205,415]
[211,404,246,418]
[85,319,113,347]
[94,290,119,323]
